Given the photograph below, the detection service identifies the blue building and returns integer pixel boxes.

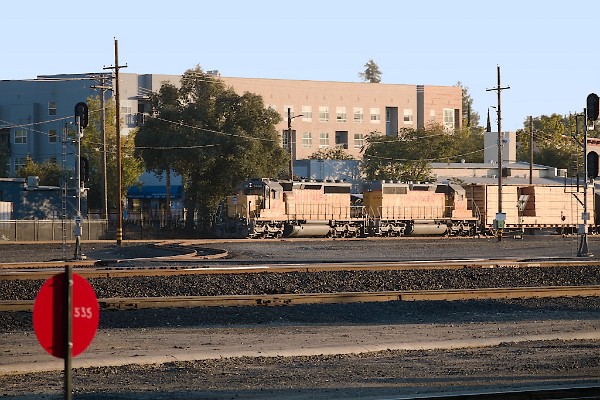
[0,74,112,176]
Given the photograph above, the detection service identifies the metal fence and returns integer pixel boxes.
[0,219,109,242]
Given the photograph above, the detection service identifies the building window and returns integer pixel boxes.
[335,131,348,149]
[14,157,27,172]
[282,130,289,147]
[354,133,364,149]
[319,132,329,147]
[430,109,436,123]
[48,129,57,143]
[370,108,380,123]
[403,109,413,124]
[48,101,57,116]
[336,107,347,122]
[354,107,363,123]
[302,105,312,122]
[319,106,329,122]
[122,106,133,125]
[302,132,312,148]
[443,108,454,130]
[14,130,27,144]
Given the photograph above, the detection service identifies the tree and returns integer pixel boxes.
[81,96,144,212]
[309,147,354,160]
[361,124,485,181]
[136,66,288,231]
[457,81,480,128]
[516,114,574,171]
[358,59,382,83]
[0,153,8,177]
[16,157,62,186]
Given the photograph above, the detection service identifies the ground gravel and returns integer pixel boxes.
[1,237,600,399]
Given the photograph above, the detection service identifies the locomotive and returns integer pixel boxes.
[213,177,595,239]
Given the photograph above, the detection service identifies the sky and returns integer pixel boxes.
[2,0,598,130]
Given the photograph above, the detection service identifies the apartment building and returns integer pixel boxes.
[219,77,462,160]
[0,74,110,175]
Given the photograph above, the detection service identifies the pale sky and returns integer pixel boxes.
[3,0,597,130]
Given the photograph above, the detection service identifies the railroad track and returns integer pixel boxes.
[3,258,600,281]
[404,385,600,400]
[3,285,600,312]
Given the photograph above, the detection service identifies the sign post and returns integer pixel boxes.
[33,272,99,399]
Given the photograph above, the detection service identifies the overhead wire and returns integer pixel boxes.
[363,144,496,163]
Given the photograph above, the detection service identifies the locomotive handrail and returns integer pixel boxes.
[286,204,355,221]
[375,206,446,220]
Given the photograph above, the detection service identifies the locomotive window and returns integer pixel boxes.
[304,184,323,190]
[412,186,433,191]
[324,186,351,194]
[383,187,407,194]
[243,188,263,195]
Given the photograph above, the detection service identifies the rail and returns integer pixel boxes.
[4,258,600,279]
[2,286,600,312]
[399,385,600,400]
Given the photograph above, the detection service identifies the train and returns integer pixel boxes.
[213,177,596,238]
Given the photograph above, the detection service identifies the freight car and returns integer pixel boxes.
[465,183,595,235]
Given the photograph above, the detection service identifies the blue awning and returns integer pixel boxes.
[127,185,183,199]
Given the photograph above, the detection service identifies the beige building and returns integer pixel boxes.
[123,73,462,161]
[220,77,462,160]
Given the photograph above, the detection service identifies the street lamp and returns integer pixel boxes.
[287,108,303,180]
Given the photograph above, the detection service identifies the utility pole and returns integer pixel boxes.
[486,65,510,241]
[90,76,112,220]
[104,38,127,246]
[529,116,533,185]
[288,108,294,180]
[287,107,303,181]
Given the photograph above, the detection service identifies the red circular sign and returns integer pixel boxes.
[33,272,99,358]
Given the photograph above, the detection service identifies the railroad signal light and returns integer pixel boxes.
[587,93,599,121]
[74,102,88,129]
[587,151,599,179]
[80,156,89,183]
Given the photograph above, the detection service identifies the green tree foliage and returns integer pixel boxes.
[457,81,480,128]
[81,96,144,211]
[362,124,484,181]
[452,125,485,163]
[358,59,382,83]
[16,157,62,186]
[516,114,575,171]
[0,154,8,177]
[309,147,354,160]
[135,66,288,230]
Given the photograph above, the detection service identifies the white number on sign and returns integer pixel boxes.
[74,307,93,319]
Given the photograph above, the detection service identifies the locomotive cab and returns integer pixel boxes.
[225,179,285,219]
